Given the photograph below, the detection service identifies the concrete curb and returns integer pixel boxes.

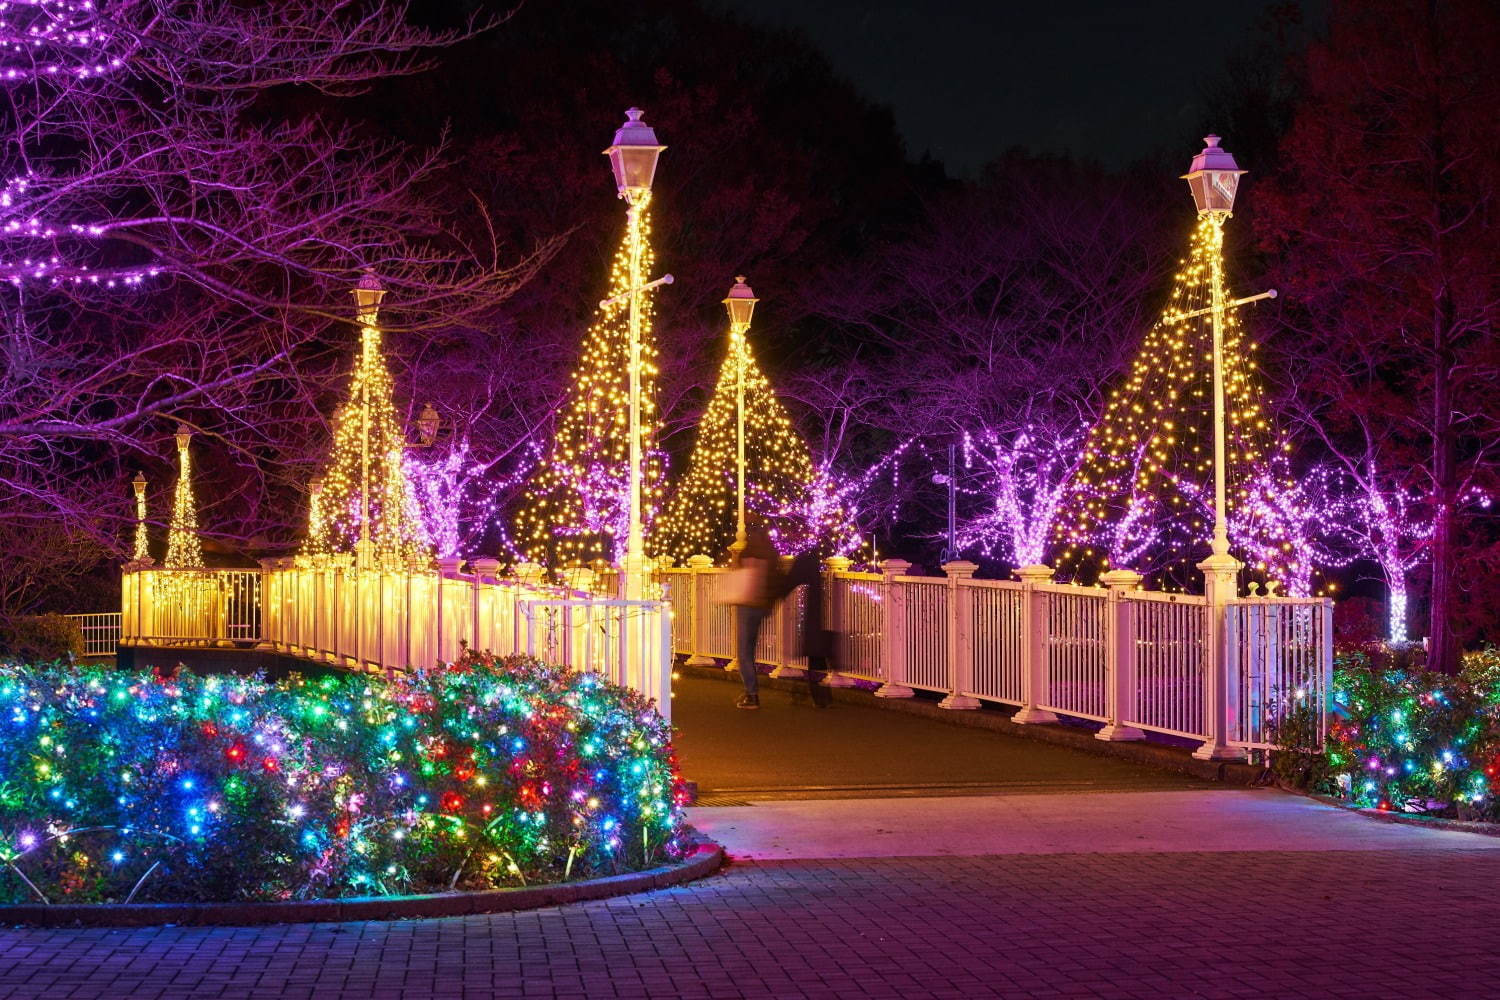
[1285,786,1500,838]
[0,835,724,927]
[683,663,1269,787]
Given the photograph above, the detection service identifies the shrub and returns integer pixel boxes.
[1324,648,1500,820]
[0,651,685,905]
[0,614,84,662]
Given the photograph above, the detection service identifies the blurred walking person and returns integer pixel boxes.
[781,550,835,707]
[720,521,782,710]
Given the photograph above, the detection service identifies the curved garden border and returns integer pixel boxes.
[0,835,723,927]
[1287,787,1500,839]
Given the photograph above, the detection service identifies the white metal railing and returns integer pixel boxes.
[1226,598,1334,751]
[64,612,122,656]
[657,556,1333,757]
[119,560,675,722]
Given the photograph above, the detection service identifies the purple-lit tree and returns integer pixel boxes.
[1331,468,1431,642]
[1255,0,1500,669]
[951,410,1084,568]
[405,437,538,562]
[0,1,542,609]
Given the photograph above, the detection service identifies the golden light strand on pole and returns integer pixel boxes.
[1053,137,1289,589]
[164,425,204,569]
[301,272,429,567]
[655,278,847,563]
[515,109,671,577]
[131,471,149,562]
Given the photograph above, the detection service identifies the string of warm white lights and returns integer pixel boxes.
[163,427,203,569]
[513,196,666,568]
[655,325,850,562]
[302,308,429,567]
[1054,214,1295,589]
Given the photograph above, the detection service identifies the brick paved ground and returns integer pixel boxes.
[4,848,1498,999]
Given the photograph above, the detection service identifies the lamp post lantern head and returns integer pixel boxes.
[604,107,665,201]
[352,268,386,321]
[309,475,324,498]
[132,471,147,499]
[723,275,757,329]
[174,423,192,452]
[417,402,440,447]
[1181,134,1246,214]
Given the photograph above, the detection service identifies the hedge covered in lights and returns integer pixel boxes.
[0,652,684,905]
[1322,649,1500,820]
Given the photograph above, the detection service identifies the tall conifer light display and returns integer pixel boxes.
[164,426,204,569]
[302,272,428,568]
[513,190,667,569]
[1054,136,1293,589]
[655,278,851,562]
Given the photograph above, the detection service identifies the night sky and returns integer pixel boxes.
[715,0,1322,174]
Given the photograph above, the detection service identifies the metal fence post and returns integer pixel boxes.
[1012,564,1058,725]
[875,559,913,698]
[684,554,717,666]
[821,556,856,687]
[939,560,980,710]
[1097,569,1146,741]
[1193,555,1247,761]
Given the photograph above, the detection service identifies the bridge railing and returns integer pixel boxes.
[119,560,674,722]
[656,557,1332,757]
[64,612,123,656]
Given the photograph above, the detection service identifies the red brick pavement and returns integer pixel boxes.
[1,849,1495,999]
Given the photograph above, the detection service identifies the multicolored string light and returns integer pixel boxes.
[1325,650,1500,819]
[0,653,685,904]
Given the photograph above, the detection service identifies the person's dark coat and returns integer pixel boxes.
[782,550,834,661]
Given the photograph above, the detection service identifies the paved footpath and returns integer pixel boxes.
[6,677,1500,999]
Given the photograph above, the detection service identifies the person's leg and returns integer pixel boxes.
[736,605,765,705]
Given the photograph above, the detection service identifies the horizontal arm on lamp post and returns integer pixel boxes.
[599,273,674,309]
[1165,288,1277,323]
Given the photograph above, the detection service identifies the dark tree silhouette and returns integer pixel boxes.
[1256,0,1500,670]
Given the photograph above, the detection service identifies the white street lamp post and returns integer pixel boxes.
[724,276,758,551]
[604,108,668,601]
[1178,135,1278,572]
[352,269,386,573]
[1180,134,1275,763]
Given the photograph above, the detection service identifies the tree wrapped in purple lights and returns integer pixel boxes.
[405,437,536,560]
[950,420,1083,569]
